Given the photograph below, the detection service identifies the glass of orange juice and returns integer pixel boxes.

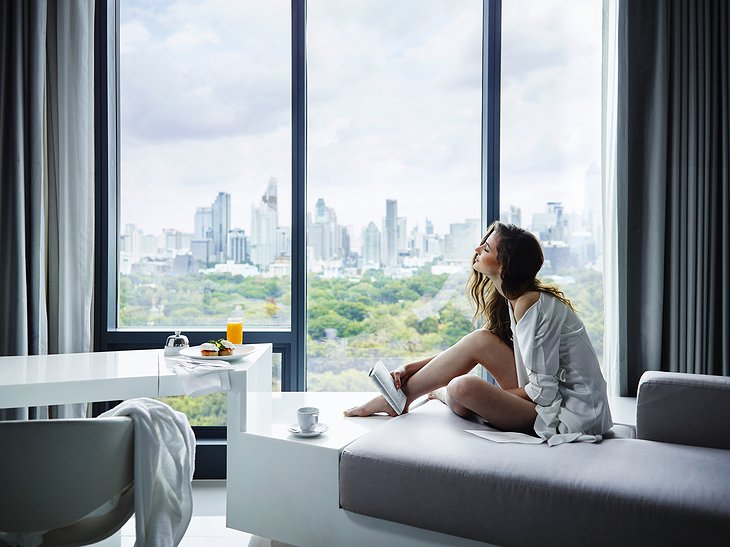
[226,317,243,345]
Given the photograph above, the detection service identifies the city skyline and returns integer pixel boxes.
[121,180,603,279]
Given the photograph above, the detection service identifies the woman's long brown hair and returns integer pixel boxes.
[467,221,574,346]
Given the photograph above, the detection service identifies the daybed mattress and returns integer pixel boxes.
[339,401,730,546]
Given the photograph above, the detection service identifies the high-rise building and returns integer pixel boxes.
[163,229,191,254]
[263,177,278,211]
[409,225,424,257]
[501,206,522,227]
[397,217,407,254]
[251,179,278,270]
[542,240,570,273]
[143,234,158,256]
[443,219,481,261]
[583,163,602,256]
[362,222,381,266]
[425,233,442,259]
[120,223,144,263]
[228,228,248,263]
[532,202,568,242]
[340,226,351,259]
[211,192,231,261]
[191,239,213,266]
[384,199,398,267]
[309,198,339,260]
[276,226,291,257]
[194,207,213,239]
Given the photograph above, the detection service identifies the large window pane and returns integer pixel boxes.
[118,1,291,331]
[306,0,483,390]
[500,1,604,360]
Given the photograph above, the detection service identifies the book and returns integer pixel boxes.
[368,360,407,415]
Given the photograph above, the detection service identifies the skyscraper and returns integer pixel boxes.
[501,206,522,227]
[425,218,434,236]
[251,179,279,270]
[362,222,381,266]
[211,192,231,262]
[397,217,407,255]
[263,177,278,211]
[228,228,248,263]
[532,202,567,241]
[194,207,213,239]
[309,198,339,260]
[276,226,291,257]
[444,219,481,261]
[385,199,398,267]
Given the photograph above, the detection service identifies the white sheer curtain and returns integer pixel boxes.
[601,0,620,396]
[0,0,95,419]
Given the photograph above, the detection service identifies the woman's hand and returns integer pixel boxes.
[389,355,435,390]
[390,365,411,390]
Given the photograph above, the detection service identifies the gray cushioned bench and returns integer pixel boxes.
[340,371,730,547]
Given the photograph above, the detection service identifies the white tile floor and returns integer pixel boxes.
[92,480,293,547]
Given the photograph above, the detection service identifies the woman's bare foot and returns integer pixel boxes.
[427,386,447,404]
[343,395,397,417]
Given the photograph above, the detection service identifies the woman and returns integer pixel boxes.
[344,221,613,445]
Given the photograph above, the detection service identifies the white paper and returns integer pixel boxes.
[465,429,546,444]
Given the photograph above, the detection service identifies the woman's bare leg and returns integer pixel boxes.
[444,375,536,432]
[344,330,517,417]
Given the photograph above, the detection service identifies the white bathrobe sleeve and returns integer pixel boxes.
[515,296,566,406]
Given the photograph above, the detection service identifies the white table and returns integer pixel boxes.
[0,345,274,543]
[0,346,272,411]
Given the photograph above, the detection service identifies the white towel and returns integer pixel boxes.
[167,358,233,397]
[101,398,196,547]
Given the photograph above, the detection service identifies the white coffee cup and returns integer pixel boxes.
[297,406,319,432]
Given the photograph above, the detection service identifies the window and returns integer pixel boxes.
[97,2,294,401]
[305,0,483,390]
[499,0,605,362]
[97,0,610,472]
[117,1,291,333]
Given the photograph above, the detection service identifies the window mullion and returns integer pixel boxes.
[288,0,307,392]
[482,0,501,231]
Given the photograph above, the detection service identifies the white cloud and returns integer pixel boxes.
[119,0,603,241]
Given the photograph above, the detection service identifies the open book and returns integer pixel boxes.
[368,360,407,415]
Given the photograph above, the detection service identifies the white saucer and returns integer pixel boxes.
[287,423,329,438]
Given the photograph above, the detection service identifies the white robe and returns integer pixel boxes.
[509,292,613,446]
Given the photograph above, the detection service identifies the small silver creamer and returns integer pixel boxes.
[164,330,189,356]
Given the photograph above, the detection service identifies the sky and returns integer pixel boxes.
[119,0,603,240]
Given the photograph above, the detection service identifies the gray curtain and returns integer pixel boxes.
[0,0,95,419]
[617,0,730,395]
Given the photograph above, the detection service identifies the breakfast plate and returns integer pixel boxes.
[179,344,257,362]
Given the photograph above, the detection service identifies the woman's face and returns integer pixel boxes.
[473,231,501,278]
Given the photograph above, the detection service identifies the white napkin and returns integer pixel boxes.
[167,358,233,397]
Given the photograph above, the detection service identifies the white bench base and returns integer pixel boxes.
[226,391,494,547]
